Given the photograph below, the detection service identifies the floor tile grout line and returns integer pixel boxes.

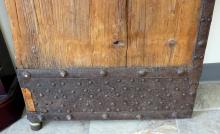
[175,119,181,134]
[193,108,220,112]
[88,121,91,134]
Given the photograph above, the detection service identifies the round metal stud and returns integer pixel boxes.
[207,17,212,22]
[83,109,87,112]
[130,79,135,82]
[180,105,185,109]
[155,79,160,82]
[138,70,146,77]
[110,102,115,106]
[23,71,31,79]
[61,82,65,86]
[116,108,120,112]
[66,115,72,120]
[97,88,101,92]
[200,56,204,59]
[39,93,43,97]
[37,115,43,121]
[90,95,94,98]
[51,82,56,87]
[123,87,128,90]
[104,81,109,85]
[100,70,107,77]
[102,113,108,119]
[36,83,41,87]
[177,68,185,76]
[106,108,111,112]
[77,82,82,86]
[136,114,143,120]
[41,109,48,113]
[117,79,121,82]
[60,70,67,77]
[167,39,177,47]
[198,40,205,48]
[88,81,93,84]
[201,17,206,22]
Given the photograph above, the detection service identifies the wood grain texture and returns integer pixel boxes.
[5,0,127,68]
[5,0,201,69]
[127,0,201,67]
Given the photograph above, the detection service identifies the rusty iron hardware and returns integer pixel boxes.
[18,68,193,122]
[15,0,215,130]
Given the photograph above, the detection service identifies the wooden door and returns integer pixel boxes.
[5,0,201,69]
[4,0,215,125]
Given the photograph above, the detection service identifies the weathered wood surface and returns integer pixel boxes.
[5,0,201,69]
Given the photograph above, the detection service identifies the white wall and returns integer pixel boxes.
[204,0,220,63]
[0,0,15,63]
[0,0,219,64]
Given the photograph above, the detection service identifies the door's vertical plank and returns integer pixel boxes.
[90,0,127,67]
[32,0,93,68]
[127,0,201,67]
[4,0,40,68]
[5,0,127,68]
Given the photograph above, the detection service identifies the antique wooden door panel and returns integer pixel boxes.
[5,0,127,68]
[127,0,201,67]
[5,0,215,130]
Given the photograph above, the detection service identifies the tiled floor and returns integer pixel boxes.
[1,81,220,134]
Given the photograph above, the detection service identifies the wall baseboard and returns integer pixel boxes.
[201,63,220,81]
